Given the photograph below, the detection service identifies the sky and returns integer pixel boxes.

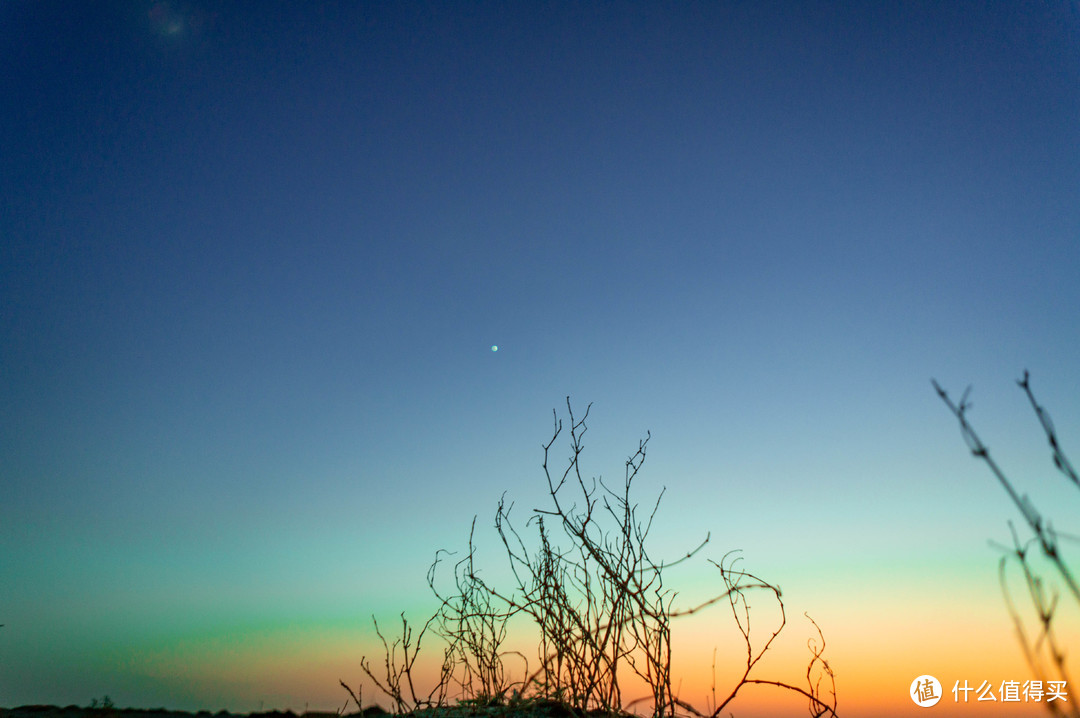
[2,1,1080,716]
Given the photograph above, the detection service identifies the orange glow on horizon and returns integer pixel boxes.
[113,578,1074,718]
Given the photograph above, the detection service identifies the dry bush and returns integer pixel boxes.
[934,371,1079,718]
[343,399,837,717]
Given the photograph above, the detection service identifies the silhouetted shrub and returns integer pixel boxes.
[344,399,837,717]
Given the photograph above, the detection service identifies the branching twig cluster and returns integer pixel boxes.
[345,612,452,714]
[934,371,1079,718]
[695,554,836,718]
[427,517,523,704]
[343,398,838,717]
[488,401,687,715]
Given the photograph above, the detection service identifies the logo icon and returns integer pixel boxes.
[911,675,942,707]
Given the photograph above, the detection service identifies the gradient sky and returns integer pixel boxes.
[3,2,1080,717]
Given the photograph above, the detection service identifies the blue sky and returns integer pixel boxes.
[2,2,1080,715]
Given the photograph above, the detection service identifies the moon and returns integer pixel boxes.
[491,345,498,352]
